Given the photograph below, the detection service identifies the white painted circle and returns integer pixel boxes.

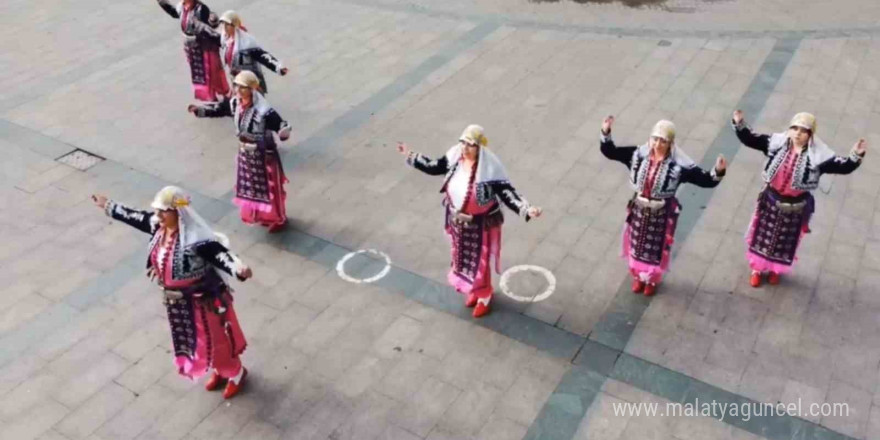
[336,249,392,284]
[499,265,557,303]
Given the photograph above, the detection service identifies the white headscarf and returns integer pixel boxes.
[151,186,229,249]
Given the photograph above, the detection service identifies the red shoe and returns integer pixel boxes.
[768,272,781,285]
[223,368,247,399]
[749,271,762,288]
[204,371,224,391]
[643,283,657,297]
[267,221,286,233]
[473,299,490,318]
[632,279,645,293]
[465,293,478,308]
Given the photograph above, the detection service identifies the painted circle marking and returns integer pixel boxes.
[499,265,556,303]
[336,249,392,284]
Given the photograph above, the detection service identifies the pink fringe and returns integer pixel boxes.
[233,197,274,213]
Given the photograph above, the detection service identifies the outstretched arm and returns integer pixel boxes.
[494,182,542,221]
[398,142,451,176]
[188,99,233,118]
[731,110,770,155]
[682,156,727,189]
[818,139,867,175]
[156,0,180,18]
[194,241,253,281]
[251,48,287,75]
[599,116,638,168]
[93,195,156,234]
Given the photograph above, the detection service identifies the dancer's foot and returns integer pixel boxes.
[465,292,478,308]
[223,367,247,399]
[473,298,490,318]
[643,283,657,297]
[204,371,224,391]
[750,271,762,288]
[267,221,286,233]
[632,279,646,293]
[768,272,781,285]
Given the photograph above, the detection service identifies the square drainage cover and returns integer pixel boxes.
[57,149,105,171]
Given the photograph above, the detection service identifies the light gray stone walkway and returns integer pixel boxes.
[2,0,880,439]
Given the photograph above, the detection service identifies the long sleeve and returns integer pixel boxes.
[732,119,770,155]
[406,153,450,176]
[157,0,179,18]
[681,165,724,188]
[251,48,285,74]
[599,132,637,169]
[194,241,249,281]
[194,99,233,118]
[818,151,864,175]
[494,181,533,221]
[264,109,290,137]
[104,201,155,234]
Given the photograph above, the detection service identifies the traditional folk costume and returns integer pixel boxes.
[103,186,249,398]
[601,120,725,296]
[193,71,292,231]
[157,0,229,101]
[405,125,535,318]
[215,11,286,95]
[734,113,864,287]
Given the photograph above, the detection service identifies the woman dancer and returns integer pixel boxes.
[398,125,543,318]
[216,11,288,94]
[601,117,727,296]
[92,186,251,398]
[156,0,229,101]
[189,71,292,231]
[732,110,867,287]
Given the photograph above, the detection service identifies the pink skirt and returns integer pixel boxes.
[174,292,246,380]
[234,156,288,227]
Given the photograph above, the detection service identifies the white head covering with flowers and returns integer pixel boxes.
[151,186,229,249]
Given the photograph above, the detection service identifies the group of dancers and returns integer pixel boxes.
[87,0,868,399]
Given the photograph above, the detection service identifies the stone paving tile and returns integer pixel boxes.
[4,1,880,440]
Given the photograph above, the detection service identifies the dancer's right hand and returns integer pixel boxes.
[601,116,614,135]
[187,105,198,115]
[733,110,744,124]
[91,194,108,209]
[397,142,410,156]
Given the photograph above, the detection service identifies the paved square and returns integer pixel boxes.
[2,0,880,439]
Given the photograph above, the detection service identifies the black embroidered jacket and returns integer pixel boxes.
[406,153,533,220]
[104,201,247,284]
[733,120,863,192]
[600,133,723,199]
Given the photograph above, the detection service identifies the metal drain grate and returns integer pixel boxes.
[56,149,105,171]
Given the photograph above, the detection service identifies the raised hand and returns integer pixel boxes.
[397,142,410,156]
[280,68,289,76]
[528,206,543,219]
[715,154,728,173]
[602,115,615,135]
[854,138,868,156]
[237,266,253,280]
[733,110,744,124]
[91,194,108,209]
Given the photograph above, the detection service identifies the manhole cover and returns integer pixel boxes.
[56,149,105,171]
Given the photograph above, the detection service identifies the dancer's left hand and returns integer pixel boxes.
[279,126,291,141]
[854,138,868,156]
[528,206,543,218]
[715,154,727,173]
[237,266,253,280]
[280,68,288,76]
